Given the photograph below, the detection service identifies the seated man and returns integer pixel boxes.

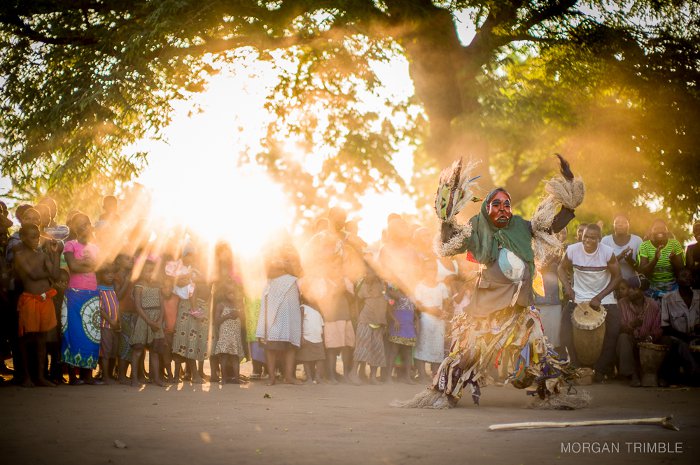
[659,269,700,386]
[617,277,662,386]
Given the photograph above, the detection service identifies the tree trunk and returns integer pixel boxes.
[389,4,490,173]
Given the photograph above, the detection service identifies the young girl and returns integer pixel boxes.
[296,300,325,384]
[349,270,387,384]
[130,256,166,387]
[413,259,450,383]
[385,283,417,384]
[114,252,137,385]
[96,263,120,384]
[171,273,210,383]
[213,281,246,383]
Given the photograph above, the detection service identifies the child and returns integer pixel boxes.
[213,281,247,383]
[171,273,210,384]
[245,295,265,379]
[385,283,417,384]
[48,268,69,383]
[130,256,166,387]
[296,300,325,384]
[348,270,387,384]
[13,224,60,387]
[114,252,137,384]
[97,263,120,384]
[413,259,450,382]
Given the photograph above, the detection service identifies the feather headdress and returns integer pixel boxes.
[434,158,480,222]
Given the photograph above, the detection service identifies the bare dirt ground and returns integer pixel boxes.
[2,365,699,465]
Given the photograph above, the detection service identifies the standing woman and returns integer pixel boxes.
[256,243,302,385]
[62,213,102,384]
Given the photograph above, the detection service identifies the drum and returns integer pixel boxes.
[571,303,607,367]
[638,342,669,387]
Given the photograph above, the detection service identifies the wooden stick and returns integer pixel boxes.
[489,416,679,432]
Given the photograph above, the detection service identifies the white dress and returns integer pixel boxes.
[414,282,449,363]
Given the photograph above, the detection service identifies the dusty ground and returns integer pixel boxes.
[2,365,699,465]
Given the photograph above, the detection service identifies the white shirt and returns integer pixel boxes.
[414,282,450,309]
[601,234,642,279]
[661,290,700,335]
[301,304,324,343]
[566,242,617,305]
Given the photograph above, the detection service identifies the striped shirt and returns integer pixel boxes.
[638,239,684,292]
[566,242,616,305]
[618,297,662,341]
[98,285,119,329]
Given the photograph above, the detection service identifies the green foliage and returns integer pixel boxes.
[476,7,700,236]
[0,0,697,236]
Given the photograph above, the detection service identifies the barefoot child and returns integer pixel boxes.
[97,263,120,384]
[130,256,166,387]
[13,224,60,387]
[213,281,246,383]
[349,269,388,384]
[171,273,210,384]
[114,252,136,384]
[296,301,325,384]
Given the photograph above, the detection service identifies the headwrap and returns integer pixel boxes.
[464,189,534,272]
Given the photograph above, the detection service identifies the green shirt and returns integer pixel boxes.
[638,239,684,290]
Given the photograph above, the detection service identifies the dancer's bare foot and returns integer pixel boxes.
[283,378,304,385]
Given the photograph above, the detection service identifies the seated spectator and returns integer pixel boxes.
[659,269,700,386]
[616,277,662,387]
[686,221,700,290]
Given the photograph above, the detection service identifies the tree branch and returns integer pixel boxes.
[522,0,579,32]
[0,9,98,46]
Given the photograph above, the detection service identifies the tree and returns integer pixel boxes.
[0,1,697,229]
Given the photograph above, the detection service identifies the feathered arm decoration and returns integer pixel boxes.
[434,158,480,222]
[433,158,480,257]
[530,154,585,267]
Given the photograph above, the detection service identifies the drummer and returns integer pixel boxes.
[659,269,700,386]
[558,223,622,382]
[617,277,662,387]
